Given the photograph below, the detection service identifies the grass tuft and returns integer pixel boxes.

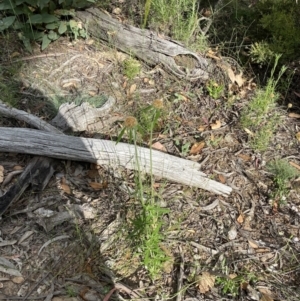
[240,54,286,151]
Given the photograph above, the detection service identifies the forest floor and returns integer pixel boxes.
[0,7,300,301]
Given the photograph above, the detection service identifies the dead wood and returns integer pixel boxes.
[51,95,116,131]
[0,157,56,216]
[75,8,213,81]
[0,127,232,197]
[0,101,62,134]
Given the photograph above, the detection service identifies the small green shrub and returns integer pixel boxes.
[267,159,299,203]
[0,0,95,52]
[122,57,141,80]
[206,80,224,99]
[257,0,300,61]
[249,42,275,65]
[211,0,300,63]
[241,55,286,151]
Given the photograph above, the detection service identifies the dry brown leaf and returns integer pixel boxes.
[206,50,220,60]
[87,169,99,178]
[244,128,255,136]
[225,67,236,83]
[235,72,245,87]
[60,183,71,195]
[62,82,78,88]
[197,271,215,293]
[210,120,221,130]
[258,288,274,301]
[198,125,207,132]
[0,165,4,184]
[112,7,121,14]
[123,81,127,88]
[237,214,244,224]
[288,112,300,118]
[295,132,300,141]
[151,141,167,152]
[10,52,21,58]
[248,239,259,249]
[190,141,205,155]
[13,165,23,170]
[218,174,226,184]
[11,276,25,284]
[238,153,252,162]
[88,91,96,96]
[129,84,137,95]
[289,161,300,171]
[229,273,237,279]
[89,182,108,190]
[152,182,160,188]
[255,248,270,253]
[228,83,239,93]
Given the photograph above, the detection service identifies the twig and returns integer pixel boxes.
[176,245,185,301]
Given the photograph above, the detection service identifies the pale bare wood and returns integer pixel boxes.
[51,96,116,131]
[75,8,212,81]
[0,127,232,197]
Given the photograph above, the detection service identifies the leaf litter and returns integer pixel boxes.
[0,31,299,301]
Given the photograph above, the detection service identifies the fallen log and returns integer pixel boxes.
[0,127,232,197]
[75,8,214,81]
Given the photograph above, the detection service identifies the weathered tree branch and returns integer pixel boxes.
[0,127,232,197]
[75,8,214,81]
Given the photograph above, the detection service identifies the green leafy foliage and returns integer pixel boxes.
[206,80,224,99]
[0,0,95,51]
[212,0,300,63]
[257,0,300,61]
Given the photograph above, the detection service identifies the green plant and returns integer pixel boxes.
[211,0,300,65]
[216,258,257,297]
[66,285,77,297]
[266,159,299,203]
[249,41,275,65]
[258,0,300,61]
[147,0,208,49]
[122,57,141,80]
[174,139,191,156]
[241,54,286,151]
[0,0,94,52]
[206,80,224,99]
[117,100,170,280]
[216,276,240,297]
[143,0,152,28]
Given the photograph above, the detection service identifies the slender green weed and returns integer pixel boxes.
[146,0,208,50]
[117,100,170,280]
[241,54,287,151]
